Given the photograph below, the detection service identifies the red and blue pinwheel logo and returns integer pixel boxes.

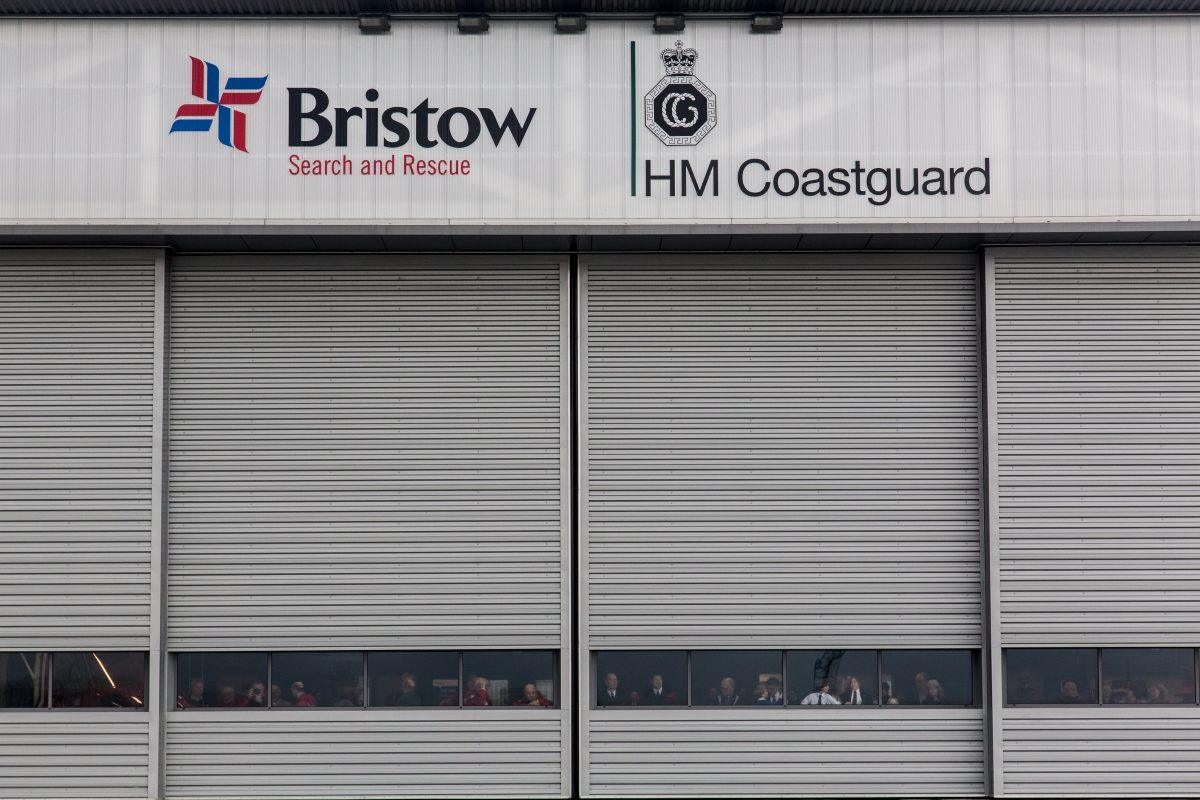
[169,57,268,153]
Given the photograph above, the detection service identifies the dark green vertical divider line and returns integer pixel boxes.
[630,40,637,197]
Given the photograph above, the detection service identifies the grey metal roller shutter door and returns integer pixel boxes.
[988,246,1200,799]
[165,254,570,800]
[579,252,985,798]
[0,250,156,650]
[989,247,1200,646]
[167,254,569,652]
[0,250,156,800]
[580,252,984,649]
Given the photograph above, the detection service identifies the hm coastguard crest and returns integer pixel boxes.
[644,40,716,146]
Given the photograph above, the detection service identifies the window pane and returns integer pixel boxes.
[52,652,146,709]
[881,650,974,707]
[692,650,783,706]
[176,652,268,709]
[595,651,687,707]
[1103,649,1196,705]
[271,652,363,708]
[368,652,459,707]
[461,651,556,707]
[787,650,877,706]
[0,652,50,708]
[1005,648,1097,705]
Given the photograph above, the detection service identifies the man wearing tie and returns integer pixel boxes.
[597,672,624,706]
[842,675,871,706]
[642,673,674,705]
[713,677,740,705]
[800,679,841,705]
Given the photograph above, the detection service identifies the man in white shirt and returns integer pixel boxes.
[800,679,841,705]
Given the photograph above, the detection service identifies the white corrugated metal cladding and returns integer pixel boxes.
[987,247,1200,798]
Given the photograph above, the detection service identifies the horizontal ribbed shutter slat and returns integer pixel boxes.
[992,249,1200,645]
[581,254,983,648]
[1001,709,1200,797]
[0,712,149,798]
[167,256,566,651]
[0,251,155,650]
[164,713,565,799]
[586,710,986,797]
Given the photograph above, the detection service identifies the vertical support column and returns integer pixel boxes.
[148,250,168,800]
[981,248,1004,798]
[575,257,591,799]
[559,257,574,800]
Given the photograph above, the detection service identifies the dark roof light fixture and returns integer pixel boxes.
[554,13,588,34]
[750,13,783,33]
[457,14,490,34]
[358,14,391,34]
[652,13,685,34]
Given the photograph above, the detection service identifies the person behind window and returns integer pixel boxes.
[881,679,896,705]
[914,671,929,704]
[1057,680,1084,703]
[178,677,206,708]
[843,675,870,705]
[290,681,317,707]
[216,684,247,708]
[245,681,266,708]
[801,679,841,705]
[389,672,421,707]
[713,677,739,706]
[765,678,783,705]
[642,673,675,705]
[922,679,946,705]
[597,672,624,707]
[1009,672,1041,705]
[333,681,359,707]
[513,682,553,707]
[1145,683,1171,704]
[463,675,490,706]
[270,683,290,707]
[1108,686,1135,704]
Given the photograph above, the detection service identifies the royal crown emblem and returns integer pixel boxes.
[644,40,716,147]
[660,41,698,76]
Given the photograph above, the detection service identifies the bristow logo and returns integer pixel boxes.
[644,41,716,147]
[169,57,269,153]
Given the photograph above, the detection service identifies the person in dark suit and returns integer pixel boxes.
[842,675,872,706]
[388,672,421,706]
[642,673,677,705]
[597,672,624,706]
[713,677,740,705]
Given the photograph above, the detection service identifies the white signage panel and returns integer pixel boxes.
[0,16,1197,226]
